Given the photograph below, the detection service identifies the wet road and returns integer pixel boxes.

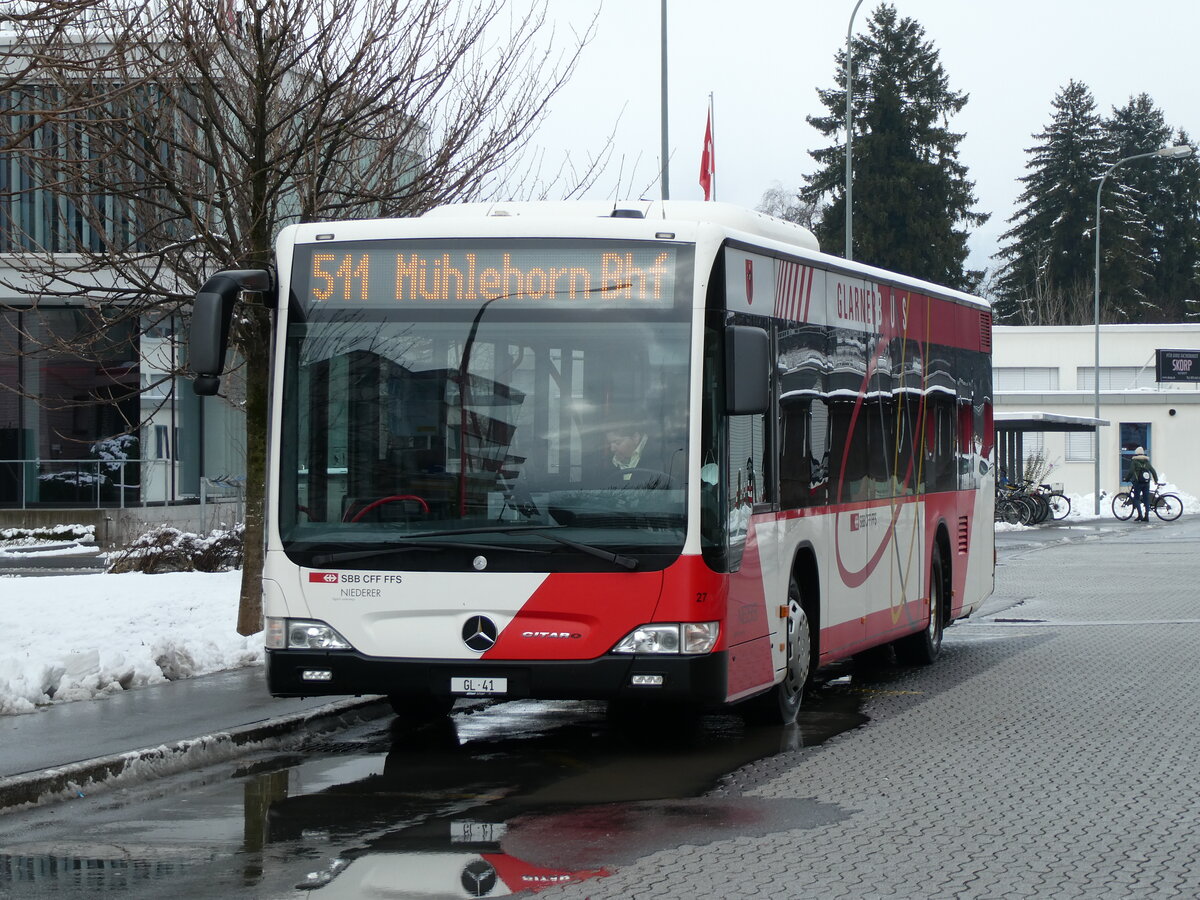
[3,514,1196,899]
[0,683,871,898]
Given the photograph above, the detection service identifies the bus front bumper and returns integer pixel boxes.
[266,648,729,704]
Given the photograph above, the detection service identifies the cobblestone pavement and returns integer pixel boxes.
[544,517,1200,899]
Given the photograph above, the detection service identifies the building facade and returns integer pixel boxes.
[0,25,245,525]
[993,324,1200,498]
[0,259,246,517]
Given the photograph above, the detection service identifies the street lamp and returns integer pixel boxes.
[1091,144,1194,513]
[845,0,866,261]
[660,0,669,200]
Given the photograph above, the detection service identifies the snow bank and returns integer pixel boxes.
[0,571,261,715]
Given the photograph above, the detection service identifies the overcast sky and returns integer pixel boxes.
[534,0,1197,274]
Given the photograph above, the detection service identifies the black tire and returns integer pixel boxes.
[1014,496,1038,526]
[387,694,456,723]
[1112,491,1135,521]
[894,549,945,666]
[1048,493,1071,520]
[996,498,1022,525]
[1153,493,1183,521]
[740,576,812,726]
[1028,493,1051,524]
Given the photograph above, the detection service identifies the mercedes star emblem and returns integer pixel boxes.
[462,615,498,653]
[460,858,498,896]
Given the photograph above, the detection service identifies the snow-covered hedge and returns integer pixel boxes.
[0,524,95,543]
[107,524,244,574]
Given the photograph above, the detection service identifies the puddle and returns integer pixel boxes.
[0,689,868,898]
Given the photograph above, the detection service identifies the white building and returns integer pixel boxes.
[993,324,1200,497]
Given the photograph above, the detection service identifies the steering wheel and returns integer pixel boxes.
[611,468,674,489]
[345,494,430,523]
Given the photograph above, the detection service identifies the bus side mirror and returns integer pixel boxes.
[190,269,273,396]
[725,325,770,415]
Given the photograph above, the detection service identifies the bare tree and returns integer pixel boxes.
[1,0,598,633]
[1,2,126,150]
[991,254,1119,327]
[756,181,819,231]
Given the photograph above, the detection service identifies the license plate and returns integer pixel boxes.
[450,676,508,694]
[450,820,508,843]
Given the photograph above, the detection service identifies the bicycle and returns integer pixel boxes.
[1030,481,1071,520]
[1111,483,1183,522]
[996,482,1037,525]
[995,478,1064,525]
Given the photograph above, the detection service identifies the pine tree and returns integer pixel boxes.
[994,80,1113,323]
[800,3,986,291]
[1154,130,1200,321]
[1102,94,1171,320]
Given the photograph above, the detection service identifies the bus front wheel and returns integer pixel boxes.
[741,575,812,726]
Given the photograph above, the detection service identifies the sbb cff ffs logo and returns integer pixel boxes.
[849,511,879,532]
[309,572,339,584]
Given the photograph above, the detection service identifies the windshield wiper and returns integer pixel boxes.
[309,539,550,567]
[303,526,637,570]
[429,524,641,570]
[523,530,638,570]
[391,524,640,570]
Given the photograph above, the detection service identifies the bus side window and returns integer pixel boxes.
[777,323,829,510]
[779,398,809,508]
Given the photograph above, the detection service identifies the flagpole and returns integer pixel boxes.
[660,0,670,200]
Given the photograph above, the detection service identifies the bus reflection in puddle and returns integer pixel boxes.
[264,696,865,896]
[299,844,608,897]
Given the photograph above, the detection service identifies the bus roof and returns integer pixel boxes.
[422,200,820,253]
[421,200,990,312]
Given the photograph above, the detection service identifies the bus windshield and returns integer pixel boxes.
[279,238,694,572]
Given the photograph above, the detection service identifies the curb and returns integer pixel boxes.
[0,695,391,813]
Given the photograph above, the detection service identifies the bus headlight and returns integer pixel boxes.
[612,622,719,655]
[266,617,354,651]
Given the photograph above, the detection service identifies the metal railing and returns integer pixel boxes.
[0,458,188,509]
[200,474,245,524]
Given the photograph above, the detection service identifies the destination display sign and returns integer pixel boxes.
[1156,348,1200,383]
[294,241,681,309]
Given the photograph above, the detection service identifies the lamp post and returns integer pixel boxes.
[1092,144,1193,513]
[845,0,866,261]
[660,0,669,200]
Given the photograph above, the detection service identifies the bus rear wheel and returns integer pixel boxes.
[741,576,812,726]
[894,549,945,665]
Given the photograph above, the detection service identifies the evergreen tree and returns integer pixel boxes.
[1154,130,1200,320]
[1098,94,1168,318]
[800,3,986,291]
[994,80,1112,323]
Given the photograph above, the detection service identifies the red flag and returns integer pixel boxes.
[699,109,714,201]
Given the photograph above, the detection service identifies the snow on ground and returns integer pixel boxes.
[0,570,261,716]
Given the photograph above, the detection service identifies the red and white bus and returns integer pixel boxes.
[191,201,994,725]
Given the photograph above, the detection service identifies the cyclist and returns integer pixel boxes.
[1128,446,1158,522]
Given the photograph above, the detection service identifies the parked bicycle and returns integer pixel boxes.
[995,479,1068,525]
[1111,483,1183,522]
[995,484,1035,525]
[1035,482,1071,520]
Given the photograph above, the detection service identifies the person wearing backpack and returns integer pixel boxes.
[1128,447,1158,522]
